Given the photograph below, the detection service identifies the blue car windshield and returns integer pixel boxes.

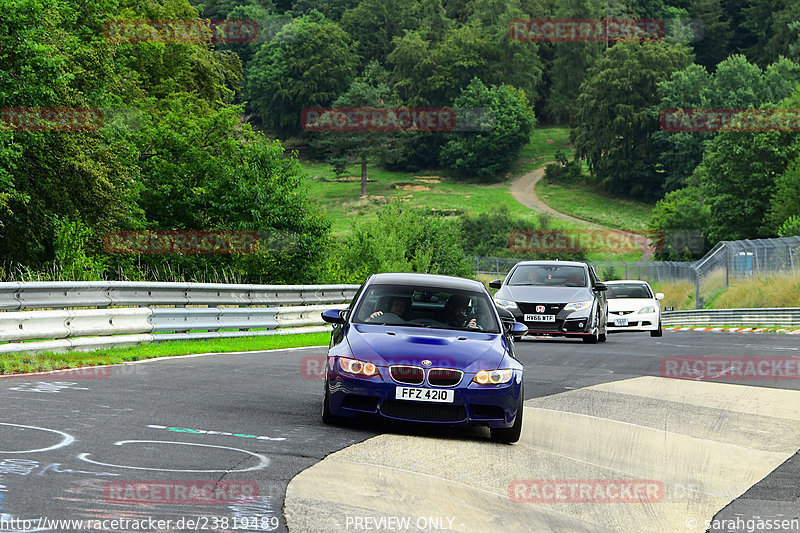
[352,284,501,333]
[508,265,586,287]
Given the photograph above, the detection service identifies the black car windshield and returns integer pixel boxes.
[606,283,653,299]
[352,284,500,333]
[508,265,587,287]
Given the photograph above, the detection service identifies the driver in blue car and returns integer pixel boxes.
[366,296,411,322]
[444,294,480,329]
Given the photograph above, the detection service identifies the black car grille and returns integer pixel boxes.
[517,302,566,332]
[517,303,565,315]
[427,369,463,387]
[526,320,564,332]
[390,365,424,385]
[470,404,505,419]
[381,401,467,422]
[341,395,379,412]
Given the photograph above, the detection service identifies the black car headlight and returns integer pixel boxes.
[493,298,519,310]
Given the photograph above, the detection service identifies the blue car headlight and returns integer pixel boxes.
[473,369,514,385]
[494,298,519,310]
[339,357,379,377]
[564,300,592,312]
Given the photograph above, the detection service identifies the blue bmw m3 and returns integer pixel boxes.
[320,273,528,443]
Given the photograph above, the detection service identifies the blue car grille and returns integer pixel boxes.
[427,369,463,387]
[381,401,467,422]
[390,365,424,385]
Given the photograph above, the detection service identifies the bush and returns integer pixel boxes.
[458,206,586,260]
[648,186,711,260]
[328,203,473,282]
[778,215,800,237]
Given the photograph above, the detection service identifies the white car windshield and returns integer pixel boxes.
[607,284,653,299]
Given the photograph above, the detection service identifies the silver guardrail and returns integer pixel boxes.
[0,281,359,355]
[662,308,800,328]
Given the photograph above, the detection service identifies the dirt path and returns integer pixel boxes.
[510,164,654,261]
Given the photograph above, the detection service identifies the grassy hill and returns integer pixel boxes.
[299,127,651,262]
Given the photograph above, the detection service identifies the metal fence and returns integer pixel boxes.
[473,236,800,309]
[0,281,359,355]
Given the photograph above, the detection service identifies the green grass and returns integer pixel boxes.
[0,332,329,375]
[535,176,654,232]
[301,160,582,236]
[300,126,649,262]
[514,126,574,174]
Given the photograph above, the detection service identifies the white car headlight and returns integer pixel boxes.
[339,357,379,376]
[564,300,592,311]
[494,298,518,310]
[638,306,656,314]
[473,369,514,385]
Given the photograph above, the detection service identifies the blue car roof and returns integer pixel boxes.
[368,272,486,292]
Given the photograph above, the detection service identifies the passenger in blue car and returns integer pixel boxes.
[443,294,480,330]
[366,296,411,322]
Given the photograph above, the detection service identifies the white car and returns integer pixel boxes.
[604,280,664,337]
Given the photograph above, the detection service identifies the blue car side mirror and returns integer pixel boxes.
[321,309,346,324]
[512,322,528,335]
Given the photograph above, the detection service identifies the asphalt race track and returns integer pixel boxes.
[1,331,799,532]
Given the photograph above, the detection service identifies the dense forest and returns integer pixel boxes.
[1,0,799,281]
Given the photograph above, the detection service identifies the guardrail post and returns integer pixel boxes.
[694,268,701,309]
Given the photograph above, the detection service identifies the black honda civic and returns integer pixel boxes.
[490,261,608,343]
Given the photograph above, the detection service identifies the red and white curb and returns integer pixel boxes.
[666,326,800,335]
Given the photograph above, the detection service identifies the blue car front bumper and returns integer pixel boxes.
[327,364,522,429]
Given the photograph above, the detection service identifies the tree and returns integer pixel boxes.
[339,0,419,63]
[742,0,800,66]
[246,12,358,135]
[654,55,800,192]
[439,78,536,181]
[290,0,358,20]
[388,24,491,107]
[652,64,714,191]
[309,63,402,197]
[696,129,799,242]
[688,0,733,69]
[766,158,800,233]
[572,41,691,200]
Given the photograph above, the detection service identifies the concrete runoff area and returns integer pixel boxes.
[284,376,800,532]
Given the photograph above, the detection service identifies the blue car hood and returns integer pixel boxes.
[345,324,506,372]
